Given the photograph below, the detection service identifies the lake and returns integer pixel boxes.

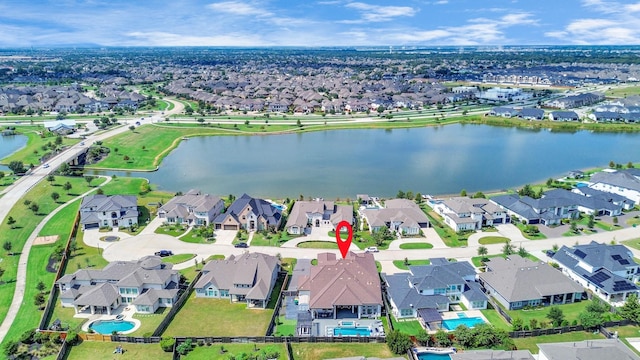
[87,124,640,199]
[0,133,27,171]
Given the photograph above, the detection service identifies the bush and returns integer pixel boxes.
[3,340,19,357]
[65,330,79,345]
[19,328,36,344]
[160,337,175,352]
[176,338,193,355]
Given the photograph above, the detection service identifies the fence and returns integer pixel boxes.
[152,270,203,337]
[55,341,70,360]
[39,212,81,331]
[381,290,394,332]
[285,339,293,360]
[508,319,635,339]
[487,297,512,324]
[265,272,290,336]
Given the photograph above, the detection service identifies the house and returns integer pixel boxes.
[194,252,280,308]
[519,108,545,120]
[360,199,429,235]
[590,170,640,205]
[549,111,579,121]
[489,107,519,117]
[79,194,138,230]
[550,241,640,305]
[382,259,487,329]
[356,194,374,206]
[433,197,508,232]
[589,111,622,122]
[157,189,224,226]
[542,188,623,217]
[55,256,179,315]
[297,252,382,327]
[537,339,640,360]
[478,88,532,102]
[213,193,282,231]
[572,186,635,211]
[546,93,604,109]
[490,191,580,226]
[479,255,585,310]
[450,350,535,360]
[285,200,353,235]
[568,170,584,179]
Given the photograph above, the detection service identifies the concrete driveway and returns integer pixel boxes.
[214,230,237,245]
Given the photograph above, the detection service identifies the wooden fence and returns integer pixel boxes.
[265,272,290,336]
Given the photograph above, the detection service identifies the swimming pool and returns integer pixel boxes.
[333,326,371,336]
[441,317,485,330]
[88,319,136,334]
[416,353,451,360]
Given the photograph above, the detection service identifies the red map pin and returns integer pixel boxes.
[335,220,353,259]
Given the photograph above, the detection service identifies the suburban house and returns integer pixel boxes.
[549,111,579,121]
[546,93,604,109]
[79,194,138,230]
[590,170,640,205]
[490,189,589,226]
[382,258,487,329]
[213,193,283,231]
[433,197,508,232]
[519,108,545,120]
[360,198,429,235]
[285,200,353,235]
[194,252,280,308]
[157,189,224,226]
[551,241,640,305]
[571,186,635,211]
[296,252,382,334]
[589,111,623,122]
[537,339,640,360]
[56,256,179,315]
[451,350,535,360]
[489,107,519,117]
[479,255,585,310]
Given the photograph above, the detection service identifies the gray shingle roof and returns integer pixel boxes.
[451,350,535,360]
[591,170,640,192]
[538,339,640,360]
[382,273,449,310]
[73,283,120,307]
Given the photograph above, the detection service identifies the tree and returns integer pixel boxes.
[386,330,411,354]
[8,160,26,174]
[3,241,12,255]
[434,329,452,347]
[454,325,474,347]
[415,330,431,346]
[477,245,489,262]
[58,162,72,176]
[123,155,130,161]
[628,161,635,169]
[547,306,565,327]
[129,125,136,131]
[160,337,175,352]
[6,216,16,229]
[34,292,45,308]
[396,190,405,199]
[47,174,55,183]
[473,191,486,199]
[3,340,19,357]
[36,280,46,292]
[619,294,640,323]
[63,181,72,194]
[587,213,595,229]
[570,221,578,234]
[415,193,423,203]
[613,216,619,225]
[586,298,608,314]
[0,267,4,283]
[579,309,604,330]
[609,160,616,168]
[502,240,515,256]
[85,175,96,186]
[511,317,523,331]
[55,135,63,145]
[517,245,529,258]
[460,189,467,197]
[51,192,60,203]
[546,178,553,187]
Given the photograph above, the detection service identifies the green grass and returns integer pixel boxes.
[398,242,433,250]
[131,307,168,336]
[393,259,431,270]
[164,296,274,337]
[0,176,94,343]
[513,222,547,240]
[471,253,540,268]
[424,209,469,247]
[622,238,640,250]
[66,228,109,273]
[1,127,79,166]
[65,341,173,360]
[274,315,296,336]
[249,231,287,246]
[155,224,188,237]
[606,86,640,97]
[185,343,287,359]
[478,236,509,245]
[178,227,215,244]
[507,300,595,327]
[162,253,196,264]
[390,317,424,336]
[291,343,396,360]
[297,241,338,249]
[281,257,297,275]
[179,255,225,282]
[480,309,511,331]
[513,331,605,354]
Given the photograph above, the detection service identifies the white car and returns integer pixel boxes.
[365,246,379,253]
[43,164,50,168]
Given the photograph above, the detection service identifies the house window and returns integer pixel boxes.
[400,309,413,317]
[434,288,445,295]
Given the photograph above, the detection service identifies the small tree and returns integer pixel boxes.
[502,240,515,256]
[511,317,523,331]
[63,181,72,194]
[547,306,565,327]
[47,174,55,183]
[613,216,619,226]
[460,189,467,197]
[129,125,136,131]
[34,292,45,308]
[6,216,16,229]
[51,192,60,203]
[570,221,578,234]
[3,241,11,255]
[30,202,39,214]
[434,329,452,347]
[619,293,640,323]
[85,175,96,186]
[386,330,412,355]
[0,267,5,284]
[587,213,595,229]
[477,245,489,262]
[160,337,175,352]
[36,280,46,292]
[517,245,529,258]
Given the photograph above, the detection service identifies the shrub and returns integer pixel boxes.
[20,328,36,344]
[176,338,193,355]
[160,337,175,352]
[3,340,19,357]
[65,330,79,345]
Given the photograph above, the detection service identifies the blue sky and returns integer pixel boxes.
[1,0,639,47]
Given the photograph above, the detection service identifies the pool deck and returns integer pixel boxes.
[427,310,489,334]
[313,318,384,337]
[80,305,141,335]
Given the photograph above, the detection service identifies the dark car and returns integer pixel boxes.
[154,250,173,257]
[234,242,249,248]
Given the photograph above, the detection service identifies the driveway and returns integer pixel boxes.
[214,230,237,245]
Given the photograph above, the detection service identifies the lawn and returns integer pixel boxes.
[390,317,424,336]
[290,343,396,360]
[513,331,605,354]
[184,343,287,359]
[164,296,274,337]
[471,253,540,268]
[398,242,433,250]
[65,341,173,360]
[513,222,547,240]
[393,259,431,270]
[179,255,225,282]
[297,241,338,249]
[65,228,109,273]
[507,300,594,327]
[274,315,296,336]
[162,253,196,265]
[623,238,640,251]
[478,236,509,245]
[281,257,297,274]
[423,209,468,247]
[606,86,640,97]
[178,227,215,244]
[1,127,80,166]
[155,224,188,237]
[0,175,95,343]
[131,307,168,336]
[250,231,287,246]
[480,309,511,331]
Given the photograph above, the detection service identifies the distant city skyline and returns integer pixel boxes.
[1,0,639,47]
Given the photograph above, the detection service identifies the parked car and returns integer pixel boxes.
[365,246,379,253]
[154,250,173,257]
[43,163,50,168]
[234,242,249,248]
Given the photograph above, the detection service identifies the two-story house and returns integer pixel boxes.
[551,241,640,305]
[383,259,487,329]
[285,200,353,235]
[157,189,224,226]
[360,199,429,235]
[194,252,280,308]
[213,193,282,231]
[79,194,139,230]
[491,191,579,226]
[56,256,179,315]
[434,197,508,232]
[590,170,640,205]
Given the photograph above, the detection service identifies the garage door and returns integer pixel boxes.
[224,225,238,230]
[84,223,99,229]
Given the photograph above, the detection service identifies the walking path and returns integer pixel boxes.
[0,176,111,344]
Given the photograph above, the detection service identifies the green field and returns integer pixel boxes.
[297,241,338,249]
[393,259,431,270]
[162,253,196,264]
[606,86,640,97]
[1,127,80,166]
[398,242,433,250]
[478,236,509,245]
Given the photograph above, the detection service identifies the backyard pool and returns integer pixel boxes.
[416,354,451,360]
[333,326,371,336]
[88,319,136,334]
[441,316,485,330]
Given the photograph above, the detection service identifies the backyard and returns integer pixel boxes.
[290,343,396,360]
[65,341,172,360]
[183,343,287,359]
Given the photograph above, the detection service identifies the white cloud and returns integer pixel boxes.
[125,31,269,47]
[342,2,416,23]
[207,1,267,16]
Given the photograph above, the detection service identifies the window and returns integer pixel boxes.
[434,288,446,295]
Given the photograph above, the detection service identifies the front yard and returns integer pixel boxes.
[163,296,274,337]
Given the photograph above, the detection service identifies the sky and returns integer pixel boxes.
[1,0,639,47]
